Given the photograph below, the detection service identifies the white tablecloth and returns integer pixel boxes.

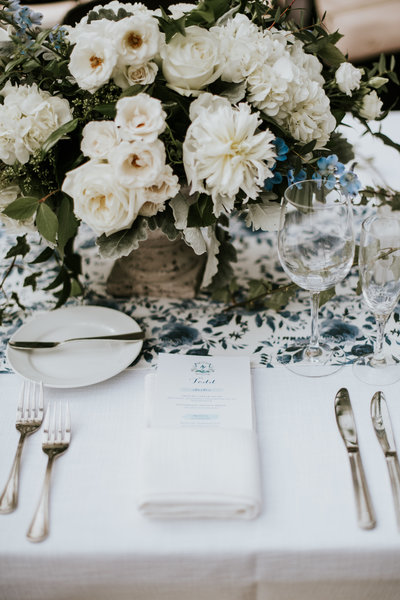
[1,365,400,600]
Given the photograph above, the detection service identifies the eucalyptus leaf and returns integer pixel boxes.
[41,119,79,154]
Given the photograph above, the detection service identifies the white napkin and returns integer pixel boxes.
[137,374,262,519]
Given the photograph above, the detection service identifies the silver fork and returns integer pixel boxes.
[0,380,44,514]
[26,400,71,543]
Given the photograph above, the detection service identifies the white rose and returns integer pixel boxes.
[81,121,118,159]
[113,61,158,89]
[68,35,117,93]
[160,26,223,95]
[62,160,144,236]
[64,18,113,45]
[359,90,383,120]
[114,14,161,67]
[335,62,362,96]
[109,139,166,187]
[0,185,37,234]
[115,94,166,142]
[139,165,180,216]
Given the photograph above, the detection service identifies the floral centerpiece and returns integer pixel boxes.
[0,0,399,319]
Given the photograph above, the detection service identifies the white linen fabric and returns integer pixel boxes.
[137,374,262,519]
[1,367,400,600]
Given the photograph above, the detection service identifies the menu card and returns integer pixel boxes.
[150,354,253,430]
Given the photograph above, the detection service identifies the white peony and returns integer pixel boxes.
[139,165,180,216]
[283,79,336,147]
[113,61,158,89]
[335,62,362,96]
[68,35,117,93]
[160,26,223,95]
[114,14,161,67]
[0,185,37,234]
[359,90,383,120]
[183,94,276,216]
[0,82,72,165]
[81,121,118,159]
[109,139,166,187]
[211,14,261,83]
[115,94,166,142]
[62,160,145,236]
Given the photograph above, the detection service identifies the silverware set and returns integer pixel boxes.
[0,379,71,542]
[335,387,400,530]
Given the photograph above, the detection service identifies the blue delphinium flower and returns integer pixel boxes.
[312,154,345,189]
[4,0,42,36]
[274,137,289,162]
[339,170,362,195]
[287,168,306,186]
[264,167,283,191]
[49,26,66,49]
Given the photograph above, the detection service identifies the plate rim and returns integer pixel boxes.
[6,305,143,388]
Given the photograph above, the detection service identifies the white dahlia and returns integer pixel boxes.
[183,94,276,216]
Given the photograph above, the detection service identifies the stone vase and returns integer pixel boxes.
[106,229,206,299]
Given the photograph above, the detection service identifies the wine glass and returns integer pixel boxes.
[353,215,400,385]
[277,179,355,376]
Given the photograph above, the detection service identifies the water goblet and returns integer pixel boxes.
[353,215,400,385]
[277,179,355,376]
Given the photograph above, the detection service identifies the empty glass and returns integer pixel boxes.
[353,215,400,385]
[277,179,355,376]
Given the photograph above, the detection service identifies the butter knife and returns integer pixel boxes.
[371,391,400,530]
[334,388,376,530]
[8,331,144,350]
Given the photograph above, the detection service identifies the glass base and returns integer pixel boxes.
[277,342,345,378]
[352,354,400,386]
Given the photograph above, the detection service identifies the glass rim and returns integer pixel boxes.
[283,179,347,210]
[362,213,400,233]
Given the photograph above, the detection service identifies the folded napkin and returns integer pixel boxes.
[137,375,262,519]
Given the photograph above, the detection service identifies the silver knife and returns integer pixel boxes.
[334,388,376,530]
[8,331,144,350]
[371,391,400,530]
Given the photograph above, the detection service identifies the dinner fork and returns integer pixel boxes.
[26,400,71,543]
[0,380,44,514]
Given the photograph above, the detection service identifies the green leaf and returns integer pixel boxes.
[5,235,30,259]
[36,203,59,244]
[97,217,149,258]
[93,103,117,118]
[318,286,336,307]
[41,119,79,154]
[187,195,217,227]
[57,195,79,259]
[30,246,54,264]
[23,271,43,291]
[2,196,39,220]
[317,43,346,68]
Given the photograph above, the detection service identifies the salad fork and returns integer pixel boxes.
[0,380,44,514]
[27,400,71,543]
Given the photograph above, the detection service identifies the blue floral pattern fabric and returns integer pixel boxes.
[1,208,399,373]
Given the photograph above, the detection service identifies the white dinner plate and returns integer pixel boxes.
[7,306,143,388]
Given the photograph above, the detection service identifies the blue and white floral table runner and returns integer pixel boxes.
[1,115,400,371]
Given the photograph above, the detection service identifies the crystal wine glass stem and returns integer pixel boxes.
[307,291,321,358]
[373,313,389,363]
